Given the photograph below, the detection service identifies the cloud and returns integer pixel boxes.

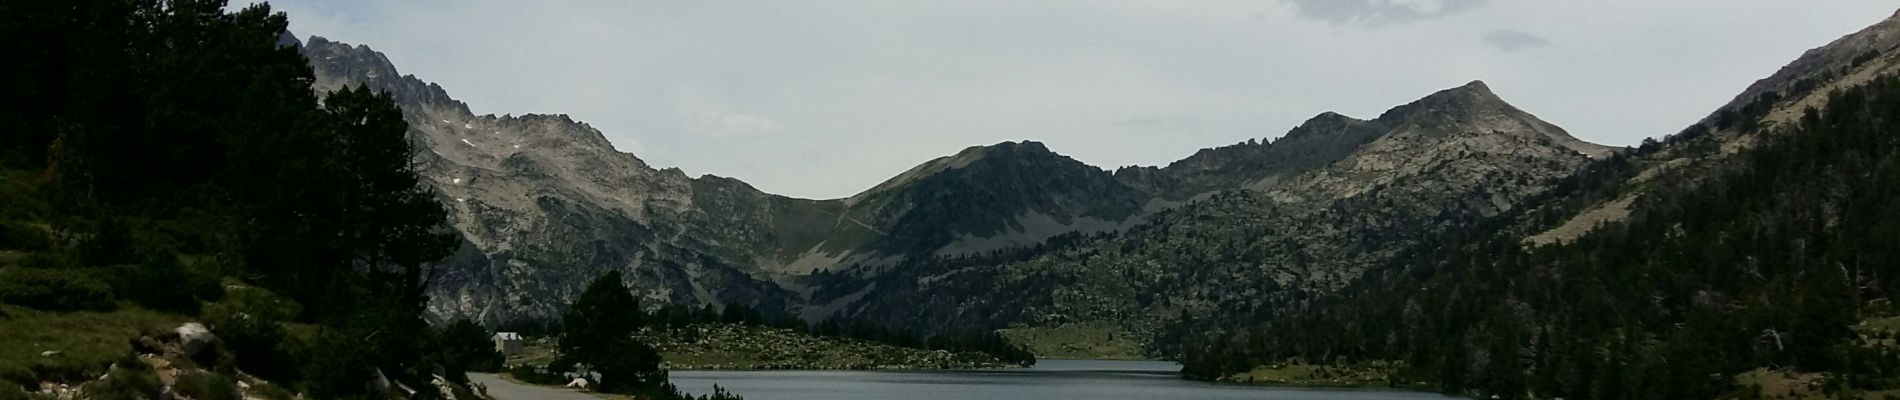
[688,111,781,139]
[1115,115,1204,133]
[1284,0,1488,27]
[1482,29,1551,52]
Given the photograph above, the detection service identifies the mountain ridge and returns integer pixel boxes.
[299,34,1612,327]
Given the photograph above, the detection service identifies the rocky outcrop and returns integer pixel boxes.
[303,36,810,324]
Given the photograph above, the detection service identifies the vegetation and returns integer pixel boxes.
[1184,76,1900,399]
[0,0,513,398]
[649,301,1036,366]
[0,305,183,387]
[534,271,741,400]
[636,324,1022,370]
[998,322,1145,360]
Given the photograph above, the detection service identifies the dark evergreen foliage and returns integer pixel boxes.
[557,271,743,399]
[1183,76,1900,399]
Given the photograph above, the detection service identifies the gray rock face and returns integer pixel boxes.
[174,323,217,358]
[303,36,807,324]
[298,36,1610,330]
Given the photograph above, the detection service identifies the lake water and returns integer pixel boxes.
[670,359,1456,400]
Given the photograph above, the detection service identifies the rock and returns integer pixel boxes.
[174,323,217,357]
[365,368,390,399]
[431,375,458,400]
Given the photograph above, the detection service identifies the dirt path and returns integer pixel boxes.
[468,373,598,400]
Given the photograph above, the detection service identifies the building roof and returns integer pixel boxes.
[493,332,523,341]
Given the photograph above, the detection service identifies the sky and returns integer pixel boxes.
[256,0,1900,199]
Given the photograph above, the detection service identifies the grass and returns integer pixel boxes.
[1857,315,1900,334]
[1729,315,1900,399]
[998,322,1145,360]
[0,304,187,387]
[1219,361,1399,388]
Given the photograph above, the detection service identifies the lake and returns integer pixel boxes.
[670,359,1456,400]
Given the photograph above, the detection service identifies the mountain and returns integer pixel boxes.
[824,81,1613,345]
[297,35,1611,337]
[1182,9,1900,399]
[302,36,814,323]
[298,37,1192,324]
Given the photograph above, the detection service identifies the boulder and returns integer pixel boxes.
[174,323,217,357]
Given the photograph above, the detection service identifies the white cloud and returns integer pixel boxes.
[1284,0,1489,26]
[1482,29,1551,52]
[689,111,781,139]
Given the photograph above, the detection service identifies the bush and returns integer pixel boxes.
[435,320,503,381]
[0,365,31,393]
[0,267,114,311]
[207,311,296,382]
[79,356,162,400]
[246,382,296,400]
[0,221,50,252]
[104,254,222,314]
[507,364,568,386]
[76,218,137,267]
[173,371,240,400]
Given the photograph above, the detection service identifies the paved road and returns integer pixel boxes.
[468,373,597,400]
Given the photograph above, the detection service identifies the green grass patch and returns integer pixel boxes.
[0,304,186,387]
[998,322,1144,360]
[1220,361,1399,387]
[1857,315,1900,335]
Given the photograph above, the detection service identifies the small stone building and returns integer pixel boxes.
[492,332,524,356]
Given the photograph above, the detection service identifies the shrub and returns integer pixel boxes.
[0,267,114,311]
[435,319,504,381]
[0,365,31,393]
[207,311,295,382]
[173,371,240,400]
[79,356,162,400]
[105,254,222,314]
[0,221,50,252]
[507,364,568,386]
[246,382,296,400]
[76,218,137,267]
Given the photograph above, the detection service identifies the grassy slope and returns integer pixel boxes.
[0,304,187,386]
[1726,315,1900,399]
[998,322,1144,360]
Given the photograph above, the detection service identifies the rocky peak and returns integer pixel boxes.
[1375,80,1507,126]
[304,36,469,116]
[1371,80,1614,158]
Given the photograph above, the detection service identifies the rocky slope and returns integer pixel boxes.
[303,36,812,324]
[1177,9,1900,397]
[1523,9,1900,248]
[297,36,1612,335]
[824,82,1613,346]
